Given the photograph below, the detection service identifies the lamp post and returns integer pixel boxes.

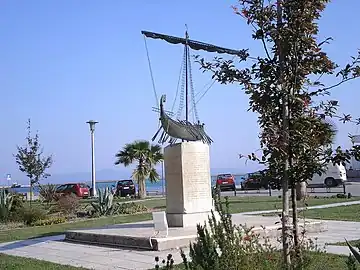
[161,160,165,197]
[87,120,98,197]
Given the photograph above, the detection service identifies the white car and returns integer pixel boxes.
[309,162,347,188]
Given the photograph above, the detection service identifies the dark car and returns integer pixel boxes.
[55,183,90,198]
[241,169,281,191]
[116,180,136,197]
[241,171,268,190]
[215,174,236,191]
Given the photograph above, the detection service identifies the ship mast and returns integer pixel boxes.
[142,28,247,123]
[185,30,189,123]
[142,28,246,145]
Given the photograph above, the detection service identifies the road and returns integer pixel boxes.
[220,182,360,197]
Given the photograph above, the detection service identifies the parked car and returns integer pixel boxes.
[115,180,136,197]
[55,183,90,198]
[241,172,269,190]
[255,162,347,190]
[215,174,236,191]
[309,162,347,188]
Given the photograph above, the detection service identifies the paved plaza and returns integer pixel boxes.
[1,200,360,270]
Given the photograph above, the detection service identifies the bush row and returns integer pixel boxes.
[0,189,148,227]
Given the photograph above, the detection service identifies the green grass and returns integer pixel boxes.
[30,196,156,206]
[328,239,360,247]
[140,196,360,214]
[0,213,151,243]
[226,196,359,213]
[0,197,357,270]
[0,254,89,269]
[262,204,360,222]
[0,252,350,270]
[0,196,357,244]
[301,204,360,221]
[154,252,351,270]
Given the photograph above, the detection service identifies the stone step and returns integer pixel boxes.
[65,230,196,251]
[64,220,326,251]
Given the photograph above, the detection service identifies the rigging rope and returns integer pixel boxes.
[195,79,213,97]
[187,46,199,123]
[171,47,186,113]
[190,80,216,112]
[143,35,159,108]
[176,46,187,120]
[143,30,239,123]
[189,54,237,113]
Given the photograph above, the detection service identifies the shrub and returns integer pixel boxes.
[56,194,80,216]
[155,193,324,270]
[10,193,25,211]
[336,193,347,199]
[90,188,114,216]
[345,239,360,265]
[0,189,13,222]
[8,193,25,222]
[181,197,283,270]
[115,202,148,215]
[31,216,67,227]
[38,184,57,204]
[346,254,357,270]
[155,254,175,270]
[18,205,47,226]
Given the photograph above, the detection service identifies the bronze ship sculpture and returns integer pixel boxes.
[152,95,213,145]
[142,29,245,145]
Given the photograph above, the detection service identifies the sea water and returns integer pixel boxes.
[7,174,247,195]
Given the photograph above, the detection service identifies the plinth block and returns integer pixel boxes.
[164,141,216,227]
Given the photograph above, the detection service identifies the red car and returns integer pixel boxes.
[215,174,236,191]
[55,183,90,198]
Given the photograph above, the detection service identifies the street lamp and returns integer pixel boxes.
[161,160,165,197]
[87,120,98,197]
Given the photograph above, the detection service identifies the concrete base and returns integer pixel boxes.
[64,219,327,251]
[64,221,198,251]
[167,211,218,228]
[65,229,197,251]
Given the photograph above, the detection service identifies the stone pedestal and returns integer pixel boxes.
[164,141,216,227]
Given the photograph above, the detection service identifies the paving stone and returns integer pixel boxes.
[1,200,360,269]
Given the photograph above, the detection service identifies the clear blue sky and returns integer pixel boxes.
[1,1,359,183]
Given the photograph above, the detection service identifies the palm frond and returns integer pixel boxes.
[150,144,162,154]
[147,144,163,166]
[114,149,134,166]
[131,164,149,183]
[115,140,163,190]
[132,140,151,151]
[148,167,160,183]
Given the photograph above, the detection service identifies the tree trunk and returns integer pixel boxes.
[296,182,307,201]
[291,181,300,258]
[282,168,291,267]
[282,101,291,267]
[138,178,146,199]
[277,0,291,266]
[30,182,33,207]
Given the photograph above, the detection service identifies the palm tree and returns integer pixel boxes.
[114,140,163,199]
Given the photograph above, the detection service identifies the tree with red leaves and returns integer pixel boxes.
[196,0,360,267]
